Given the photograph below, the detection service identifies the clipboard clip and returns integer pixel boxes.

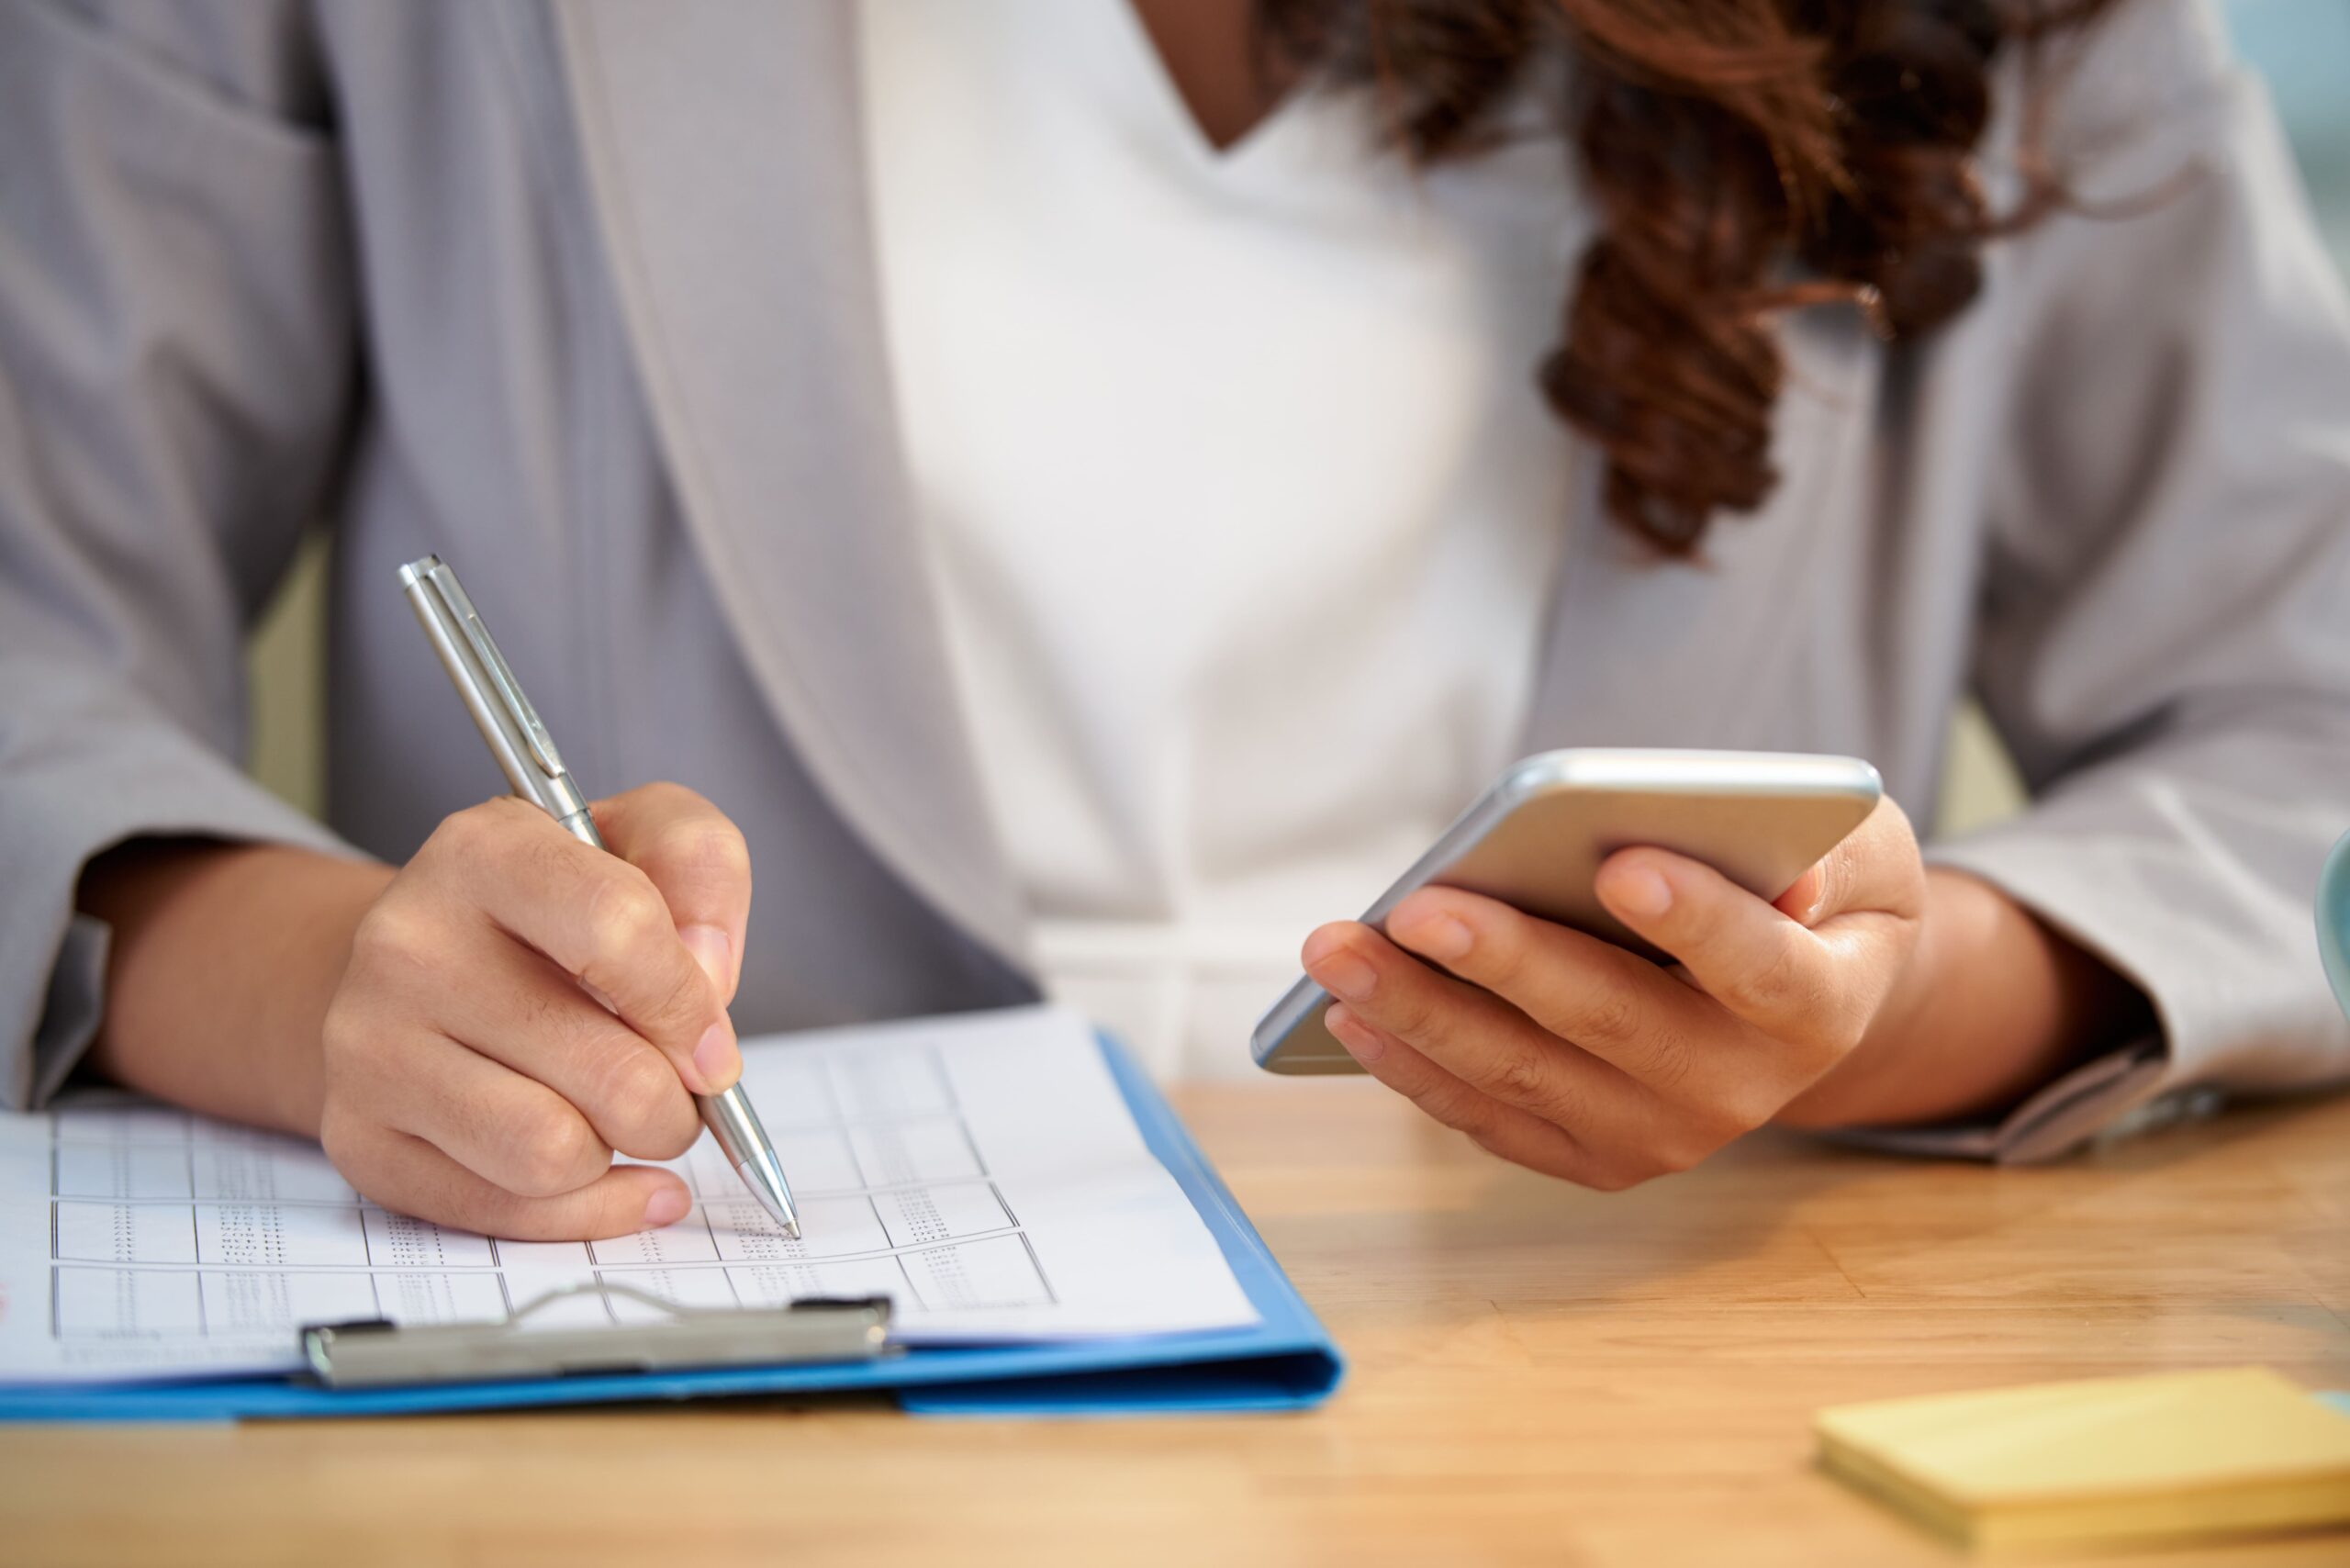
[300,1284,893,1390]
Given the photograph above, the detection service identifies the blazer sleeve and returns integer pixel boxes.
[0,1,363,1110]
[1899,0,2350,1160]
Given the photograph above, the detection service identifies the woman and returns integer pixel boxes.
[2,0,2344,1239]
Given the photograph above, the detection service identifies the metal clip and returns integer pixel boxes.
[301,1286,893,1389]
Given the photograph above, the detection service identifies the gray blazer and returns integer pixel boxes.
[5,0,2348,1159]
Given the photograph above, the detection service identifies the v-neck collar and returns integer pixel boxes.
[1091,0,1308,174]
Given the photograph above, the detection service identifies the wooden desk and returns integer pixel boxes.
[4,1084,2346,1567]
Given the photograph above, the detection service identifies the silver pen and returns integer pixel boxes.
[397,554,800,1239]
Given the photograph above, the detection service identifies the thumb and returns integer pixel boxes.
[1773,860,1837,928]
[1773,797,1919,930]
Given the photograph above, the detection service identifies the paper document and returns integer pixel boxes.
[0,1005,1258,1384]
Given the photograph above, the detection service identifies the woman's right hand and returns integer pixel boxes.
[317,783,753,1239]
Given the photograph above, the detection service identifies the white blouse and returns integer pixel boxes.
[858,0,1584,1077]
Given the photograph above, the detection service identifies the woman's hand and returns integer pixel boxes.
[315,783,752,1239]
[1302,800,1932,1189]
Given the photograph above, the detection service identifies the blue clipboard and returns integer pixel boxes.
[0,1035,1344,1423]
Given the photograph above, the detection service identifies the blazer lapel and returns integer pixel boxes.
[554,0,1029,969]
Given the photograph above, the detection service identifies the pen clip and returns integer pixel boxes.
[415,560,567,783]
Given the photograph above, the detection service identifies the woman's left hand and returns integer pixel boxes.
[1302,799,1928,1189]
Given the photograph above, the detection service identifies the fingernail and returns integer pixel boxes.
[1612,867,1673,920]
[1307,946,1379,1002]
[1402,912,1473,962]
[693,1021,741,1092]
[679,924,732,992]
[643,1187,690,1228]
[1327,1004,1387,1064]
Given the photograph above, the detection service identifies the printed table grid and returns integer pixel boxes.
[41,1037,1058,1344]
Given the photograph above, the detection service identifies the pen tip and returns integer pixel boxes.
[733,1154,800,1239]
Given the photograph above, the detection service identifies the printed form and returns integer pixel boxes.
[0,1006,1259,1383]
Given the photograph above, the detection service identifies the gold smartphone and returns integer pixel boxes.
[1249,748,1884,1074]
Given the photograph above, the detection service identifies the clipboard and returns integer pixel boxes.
[0,1035,1345,1422]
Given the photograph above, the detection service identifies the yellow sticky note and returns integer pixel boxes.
[1816,1367,2350,1551]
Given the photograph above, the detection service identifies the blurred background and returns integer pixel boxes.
[239,0,2350,839]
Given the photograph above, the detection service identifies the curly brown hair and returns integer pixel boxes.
[1260,0,2120,554]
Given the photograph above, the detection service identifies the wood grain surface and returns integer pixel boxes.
[4,1081,2345,1568]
